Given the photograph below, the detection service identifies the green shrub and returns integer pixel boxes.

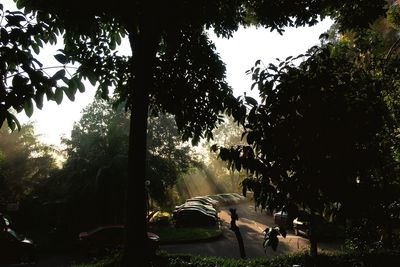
[150,211,172,226]
[150,225,222,243]
[73,250,400,267]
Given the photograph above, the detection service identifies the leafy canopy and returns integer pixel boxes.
[219,38,398,216]
[5,0,388,141]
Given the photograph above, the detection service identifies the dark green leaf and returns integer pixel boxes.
[6,15,26,26]
[115,33,121,45]
[87,71,97,86]
[34,93,44,110]
[77,79,85,93]
[54,54,67,64]
[245,96,258,106]
[24,99,34,117]
[52,69,66,80]
[251,82,257,90]
[54,87,63,104]
[7,118,16,131]
[15,0,26,9]
[210,144,218,152]
[0,28,8,45]
[110,39,116,50]
[62,77,69,84]
[12,75,27,88]
[67,78,79,94]
[6,113,20,131]
[32,58,43,68]
[62,86,75,101]
[32,43,40,54]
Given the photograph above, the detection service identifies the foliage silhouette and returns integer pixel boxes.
[2,0,390,265]
[218,36,400,256]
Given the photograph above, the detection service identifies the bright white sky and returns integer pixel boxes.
[3,0,333,147]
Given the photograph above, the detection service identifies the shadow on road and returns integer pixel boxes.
[162,202,343,259]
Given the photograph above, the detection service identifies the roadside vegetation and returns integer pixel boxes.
[72,251,400,267]
[148,211,222,244]
[152,226,222,244]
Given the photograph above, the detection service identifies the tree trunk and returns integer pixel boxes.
[230,171,236,192]
[382,223,394,249]
[123,24,160,267]
[230,209,246,259]
[309,209,318,261]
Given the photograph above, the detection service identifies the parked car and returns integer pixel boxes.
[187,196,219,208]
[217,193,242,205]
[230,193,247,201]
[292,214,309,236]
[175,202,217,217]
[174,204,218,220]
[292,212,337,241]
[273,210,290,227]
[206,194,226,203]
[78,225,160,255]
[0,228,35,264]
[173,208,218,227]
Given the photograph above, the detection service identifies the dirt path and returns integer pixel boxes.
[161,201,342,259]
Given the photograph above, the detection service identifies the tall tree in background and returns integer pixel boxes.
[61,98,193,220]
[0,123,56,204]
[3,0,388,264]
[205,117,246,192]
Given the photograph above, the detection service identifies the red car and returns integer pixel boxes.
[78,225,159,255]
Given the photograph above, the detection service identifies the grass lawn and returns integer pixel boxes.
[150,225,222,244]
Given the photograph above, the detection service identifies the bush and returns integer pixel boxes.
[149,225,222,244]
[73,250,400,267]
[150,211,172,226]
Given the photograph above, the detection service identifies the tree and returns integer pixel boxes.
[204,117,247,192]
[60,98,194,223]
[0,123,57,204]
[320,5,400,250]
[147,114,194,206]
[8,0,389,265]
[218,37,400,256]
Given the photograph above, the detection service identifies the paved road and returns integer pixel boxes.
[162,201,342,259]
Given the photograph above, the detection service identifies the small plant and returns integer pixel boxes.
[263,226,287,252]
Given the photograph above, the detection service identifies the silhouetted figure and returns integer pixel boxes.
[229,208,246,259]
